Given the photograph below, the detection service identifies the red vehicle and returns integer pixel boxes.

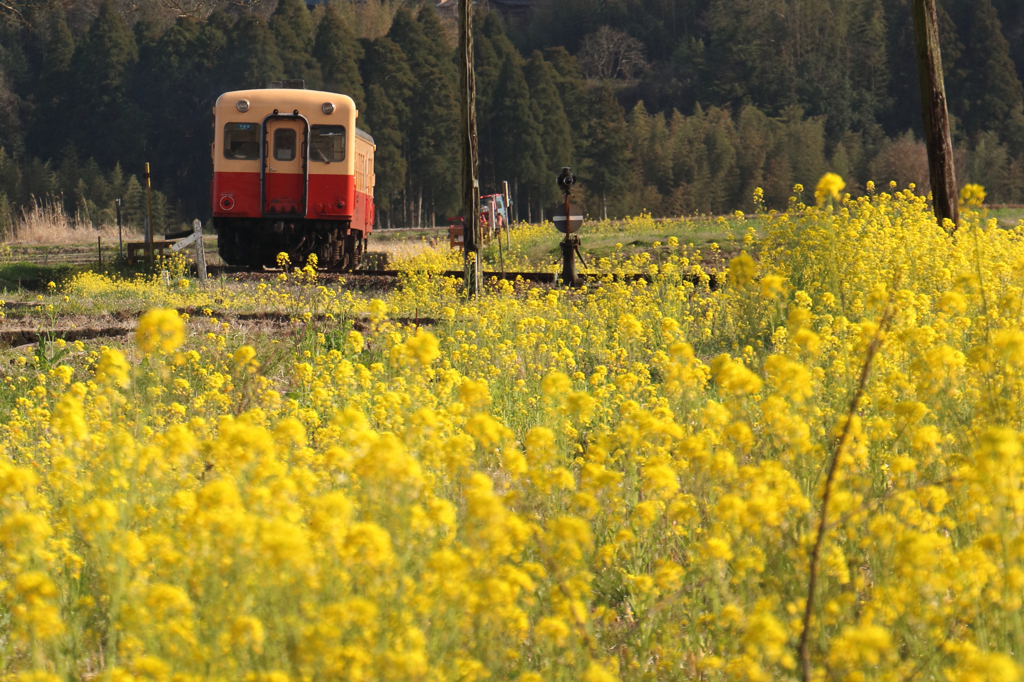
[212,83,376,269]
[479,193,508,237]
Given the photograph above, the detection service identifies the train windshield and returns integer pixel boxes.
[224,123,260,160]
[310,125,346,163]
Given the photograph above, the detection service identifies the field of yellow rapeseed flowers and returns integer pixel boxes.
[3,182,1024,681]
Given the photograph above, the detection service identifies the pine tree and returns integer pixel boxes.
[82,157,111,210]
[939,4,969,139]
[388,8,459,223]
[705,0,797,112]
[136,17,227,220]
[65,0,143,169]
[544,47,590,159]
[361,37,414,130]
[474,25,502,116]
[670,106,713,214]
[56,147,80,216]
[474,14,520,193]
[80,0,138,92]
[109,163,125,203]
[313,5,364,107]
[122,174,145,229]
[363,83,405,226]
[474,29,503,190]
[29,8,75,160]
[524,50,573,211]
[969,131,1011,201]
[581,82,629,219]
[492,55,546,220]
[848,0,890,130]
[23,158,57,205]
[387,9,427,71]
[782,105,828,193]
[417,3,457,87]
[410,59,460,221]
[270,0,323,88]
[150,188,170,235]
[991,0,1023,81]
[0,147,22,205]
[227,13,285,89]
[42,8,74,77]
[628,102,672,197]
[386,8,428,223]
[360,36,414,223]
[794,2,853,138]
[960,0,1024,152]
[735,105,776,210]
[0,191,12,241]
[880,1,918,136]
[480,13,518,68]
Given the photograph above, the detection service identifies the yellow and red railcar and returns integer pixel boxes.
[212,85,375,268]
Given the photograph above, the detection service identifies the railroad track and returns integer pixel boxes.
[207,266,719,288]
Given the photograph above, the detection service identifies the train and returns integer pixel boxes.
[211,82,376,269]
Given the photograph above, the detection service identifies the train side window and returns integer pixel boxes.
[273,129,297,161]
[224,123,259,160]
[310,125,346,163]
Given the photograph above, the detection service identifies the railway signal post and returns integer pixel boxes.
[459,0,482,297]
[553,167,584,288]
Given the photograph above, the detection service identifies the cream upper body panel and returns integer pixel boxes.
[214,89,358,176]
[353,134,376,196]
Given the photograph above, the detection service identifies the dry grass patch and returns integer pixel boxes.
[7,201,143,246]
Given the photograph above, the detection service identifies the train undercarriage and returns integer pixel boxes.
[215,217,366,270]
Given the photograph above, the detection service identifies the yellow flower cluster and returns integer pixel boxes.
[2,181,1024,681]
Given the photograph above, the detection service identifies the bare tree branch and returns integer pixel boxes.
[0,0,32,29]
[577,26,648,81]
[158,0,221,19]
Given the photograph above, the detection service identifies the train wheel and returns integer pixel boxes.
[342,232,361,271]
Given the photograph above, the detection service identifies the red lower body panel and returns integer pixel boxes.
[213,171,369,227]
[213,171,262,217]
[264,172,304,215]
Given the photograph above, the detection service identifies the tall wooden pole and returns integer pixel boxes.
[912,0,959,229]
[459,0,481,297]
[144,162,155,264]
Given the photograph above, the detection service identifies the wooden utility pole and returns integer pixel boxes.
[912,0,959,229]
[144,162,155,264]
[459,0,481,297]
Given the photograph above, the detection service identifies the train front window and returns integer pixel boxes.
[310,125,346,163]
[273,129,297,161]
[224,123,259,160]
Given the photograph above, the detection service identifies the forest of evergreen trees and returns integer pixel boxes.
[0,0,1021,232]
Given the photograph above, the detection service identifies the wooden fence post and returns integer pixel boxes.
[193,219,207,287]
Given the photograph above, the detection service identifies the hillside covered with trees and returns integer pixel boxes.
[0,0,1021,231]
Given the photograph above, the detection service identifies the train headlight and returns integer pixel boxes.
[236,99,250,113]
[322,102,335,115]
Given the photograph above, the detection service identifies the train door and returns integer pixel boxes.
[263,117,308,216]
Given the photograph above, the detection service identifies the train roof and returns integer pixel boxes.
[215,89,358,117]
[355,128,374,146]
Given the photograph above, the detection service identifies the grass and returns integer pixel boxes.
[6,201,143,246]
[0,263,82,293]
[985,206,1024,229]
[479,214,754,271]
